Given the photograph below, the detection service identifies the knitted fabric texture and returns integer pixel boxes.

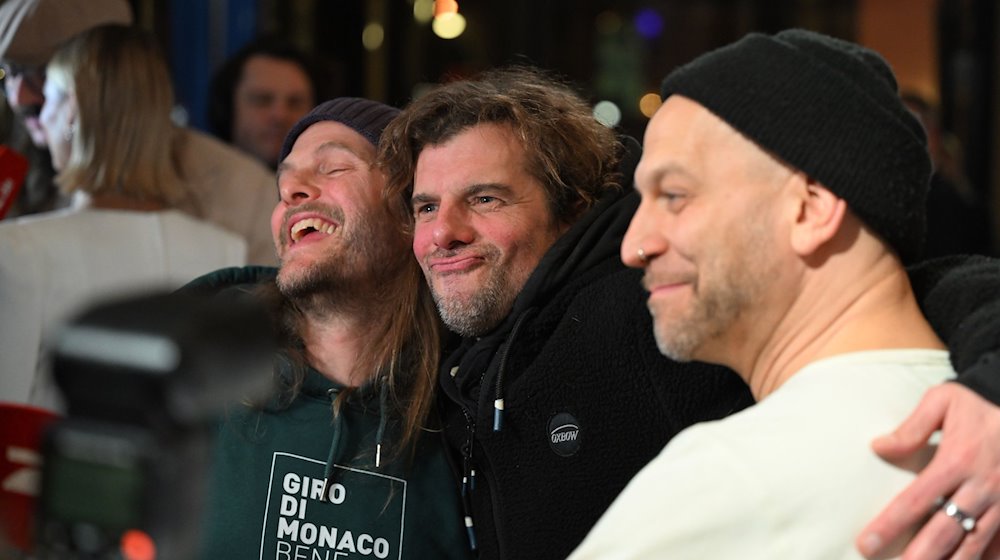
[279,97,400,161]
[660,28,931,263]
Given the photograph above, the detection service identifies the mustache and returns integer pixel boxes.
[426,243,501,262]
[642,271,696,292]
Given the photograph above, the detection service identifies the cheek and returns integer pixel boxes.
[270,205,285,242]
[411,222,434,260]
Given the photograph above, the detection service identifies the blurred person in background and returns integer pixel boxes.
[0,25,247,410]
[0,0,278,265]
[0,0,129,218]
[209,37,327,169]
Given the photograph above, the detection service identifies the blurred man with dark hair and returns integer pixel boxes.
[209,38,328,169]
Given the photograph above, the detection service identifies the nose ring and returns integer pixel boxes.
[637,247,648,263]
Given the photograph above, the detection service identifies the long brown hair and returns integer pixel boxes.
[47,24,195,212]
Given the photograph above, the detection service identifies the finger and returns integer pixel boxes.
[951,504,1000,560]
[980,529,1000,560]
[901,504,965,560]
[860,455,966,558]
[873,386,950,460]
[860,493,946,559]
[907,482,991,560]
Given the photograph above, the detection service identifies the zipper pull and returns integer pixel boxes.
[460,414,477,550]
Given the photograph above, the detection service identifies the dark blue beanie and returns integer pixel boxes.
[660,28,931,264]
[279,97,401,162]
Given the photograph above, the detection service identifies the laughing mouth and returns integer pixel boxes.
[290,217,337,243]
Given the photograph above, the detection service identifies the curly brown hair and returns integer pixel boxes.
[379,66,623,226]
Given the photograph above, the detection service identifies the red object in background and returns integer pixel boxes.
[0,403,60,554]
[0,146,29,220]
[434,0,459,17]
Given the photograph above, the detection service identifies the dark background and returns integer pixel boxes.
[129,0,1000,256]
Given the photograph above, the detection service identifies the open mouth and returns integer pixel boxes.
[290,217,337,243]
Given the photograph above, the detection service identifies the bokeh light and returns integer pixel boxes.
[593,100,622,128]
[639,93,662,118]
[595,11,622,35]
[434,0,459,17]
[634,8,664,39]
[413,0,434,23]
[433,12,466,39]
[362,23,385,51]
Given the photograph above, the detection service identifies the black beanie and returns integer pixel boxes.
[279,97,401,162]
[660,28,931,263]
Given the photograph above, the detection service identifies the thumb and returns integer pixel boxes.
[872,386,948,460]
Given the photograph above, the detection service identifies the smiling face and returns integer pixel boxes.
[272,120,404,302]
[621,95,790,364]
[411,123,568,336]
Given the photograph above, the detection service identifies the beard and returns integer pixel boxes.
[650,271,755,362]
[648,223,774,363]
[276,203,405,312]
[427,244,521,337]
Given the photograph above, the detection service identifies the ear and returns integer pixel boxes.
[789,175,847,257]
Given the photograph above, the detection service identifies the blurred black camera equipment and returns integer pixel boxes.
[35,290,275,559]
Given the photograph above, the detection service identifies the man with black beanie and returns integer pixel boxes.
[190,98,472,559]
[570,28,1000,559]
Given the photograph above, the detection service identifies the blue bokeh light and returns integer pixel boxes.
[634,8,664,39]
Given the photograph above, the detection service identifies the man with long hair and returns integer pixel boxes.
[192,98,472,560]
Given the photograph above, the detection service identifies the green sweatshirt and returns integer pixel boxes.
[198,360,472,560]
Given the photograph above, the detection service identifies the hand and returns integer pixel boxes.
[857,383,1000,559]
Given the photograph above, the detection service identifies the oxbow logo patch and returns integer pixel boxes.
[548,412,581,457]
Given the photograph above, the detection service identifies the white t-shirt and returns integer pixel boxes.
[0,207,246,410]
[569,349,954,560]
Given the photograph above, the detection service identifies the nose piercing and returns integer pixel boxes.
[637,247,648,263]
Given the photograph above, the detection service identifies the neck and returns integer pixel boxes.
[300,309,380,388]
[736,252,944,401]
[293,267,406,388]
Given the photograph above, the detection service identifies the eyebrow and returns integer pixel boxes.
[411,182,515,205]
[276,140,369,180]
[636,162,699,191]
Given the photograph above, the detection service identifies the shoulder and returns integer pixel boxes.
[176,128,275,183]
[179,265,278,296]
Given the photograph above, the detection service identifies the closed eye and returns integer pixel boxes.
[659,191,687,211]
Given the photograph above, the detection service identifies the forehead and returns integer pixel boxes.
[240,55,309,88]
[414,123,533,188]
[638,96,775,186]
[286,120,374,161]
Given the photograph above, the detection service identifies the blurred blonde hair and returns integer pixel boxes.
[46,24,194,211]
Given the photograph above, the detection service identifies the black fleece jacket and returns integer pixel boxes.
[909,254,1000,405]
[437,139,1000,560]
